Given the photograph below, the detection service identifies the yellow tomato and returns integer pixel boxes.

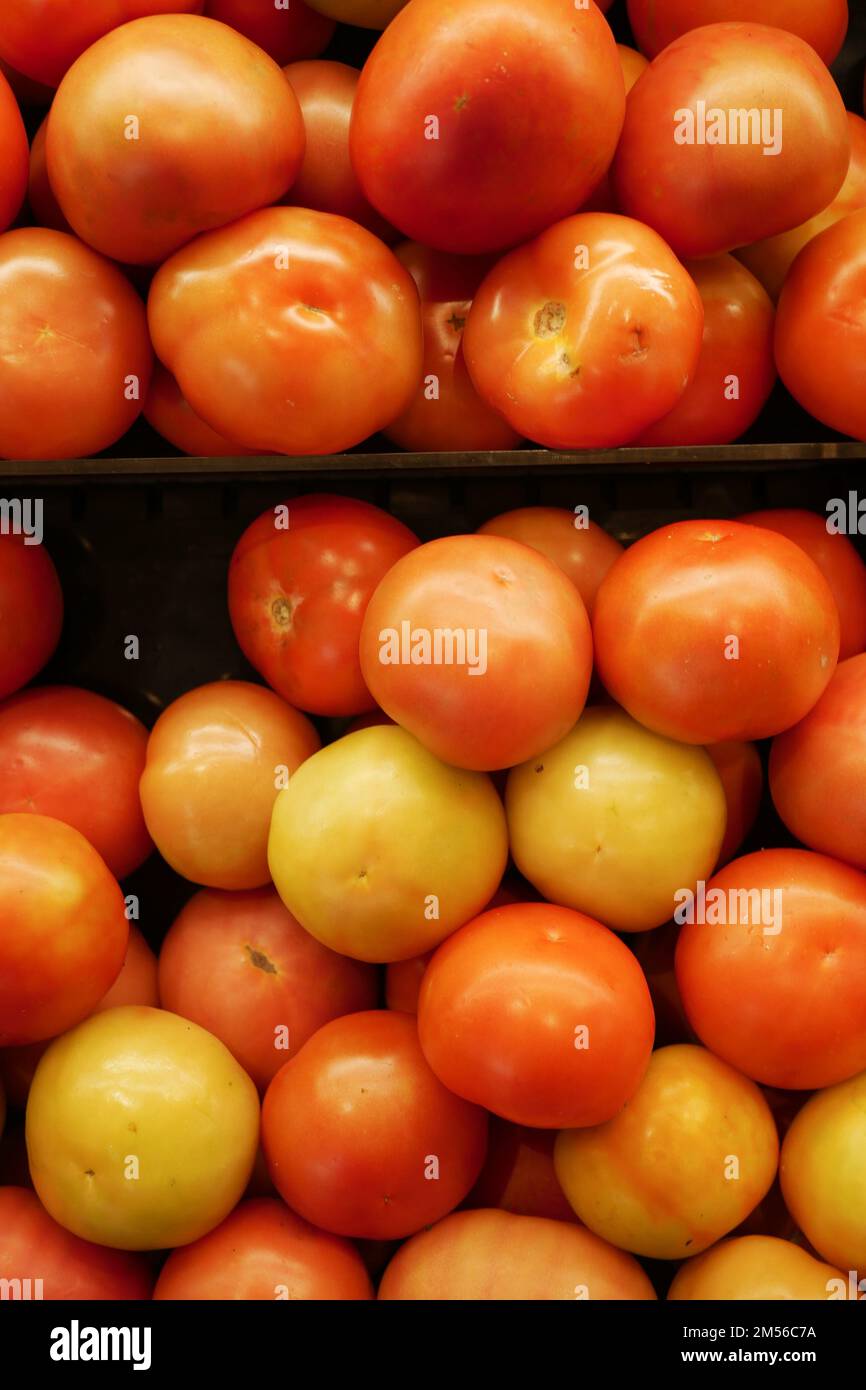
[26,1005,259,1251]
[669,1235,846,1301]
[268,725,508,962]
[506,707,726,932]
[780,1069,866,1273]
[305,0,407,28]
[554,1045,778,1260]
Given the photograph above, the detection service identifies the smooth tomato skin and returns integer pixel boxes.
[0,815,128,1047]
[149,206,423,455]
[350,0,625,255]
[262,1010,488,1241]
[466,1118,576,1223]
[614,24,849,259]
[359,534,593,771]
[378,1208,656,1301]
[593,520,840,743]
[205,0,334,63]
[47,15,305,265]
[0,535,63,700]
[417,902,655,1129]
[0,68,28,233]
[706,740,763,867]
[229,495,419,718]
[154,1197,372,1300]
[780,1070,866,1273]
[627,0,848,65]
[139,680,319,891]
[0,229,153,461]
[0,1,206,87]
[463,213,704,449]
[385,951,432,1014]
[27,117,70,233]
[555,1045,778,1260]
[668,1234,844,1301]
[0,1187,154,1299]
[144,363,258,458]
[305,0,406,26]
[384,242,522,452]
[158,886,378,1092]
[676,848,866,1090]
[477,508,623,617]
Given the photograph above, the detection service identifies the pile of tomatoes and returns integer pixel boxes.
[0,0,865,459]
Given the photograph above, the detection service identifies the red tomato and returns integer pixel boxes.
[205,0,334,64]
[463,213,704,449]
[0,55,53,106]
[159,886,378,1091]
[27,117,69,232]
[0,686,152,880]
[384,243,522,452]
[706,740,763,867]
[676,848,866,1090]
[0,228,153,461]
[0,1187,153,1299]
[304,0,406,26]
[593,520,840,743]
[628,920,695,1047]
[229,495,419,717]
[350,0,625,254]
[0,814,128,1046]
[627,0,848,65]
[385,951,432,1015]
[262,1010,488,1240]
[467,1118,576,1223]
[578,43,650,213]
[0,535,63,700]
[477,508,623,618]
[0,68,28,233]
[0,1,206,87]
[154,1197,372,1300]
[144,364,258,458]
[775,209,866,440]
[46,15,305,265]
[149,207,423,455]
[417,902,655,1129]
[614,24,849,258]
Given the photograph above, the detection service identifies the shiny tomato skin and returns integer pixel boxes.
[676,848,866,1090]
[261,1010,488,1240]
[0,68,28,233]
[477,508,623,617]
[463,213,704,449]
[668,1234,845,1301]
[149,206,423,456]
[144,363,258,458]
[466,1118,576,1223]
[0,535,63,700]
[0,1187,153,1299]
[627,0,848,65]
[27,117,69,233]
[205,0,334,63]
[706,740,763,867]
[417,902,655,1130]
[46,15,305,265]
[229,495,419,717]
[593,519,840,743]
[0,1,206,87]
[780,1069,866,1273]
[350,0,625,255]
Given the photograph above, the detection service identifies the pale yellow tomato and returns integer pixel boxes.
[669,1235,846,1301]
[506,707,727,932]
[780,1069,866,1273]
[26,1005,259,1251]
[554,1045,779,1260]
[268,725,508,963]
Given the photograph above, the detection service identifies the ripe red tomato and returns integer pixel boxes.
[149,207,423,455]
[306,0,406,25]
[46,15,305,265]
[463,213,704,449]
[229,495,419,717]
[614,24,849,258]
[676,848,866,1090]
[775,209,866,440]
[0,686,152,880]
[0,1187,153,1299]
[417,902,655,1129]
[467,1118,576,1223]
[0,814,128,1046]
[0,68,28,234]
[593,520,840,743]
[262,1010,488,1240]
[385,951,432,1014]
[0,535,63,700]
[706,740,763,866]
[0,1,206,87]
[27,117,70,233]
[144,364,258,458]
[627,0,848,65]
[359,534,592,771]
[159,886,378,1091]
[350,0,625,254]
[205,0,334,64]
[477,508,623,617]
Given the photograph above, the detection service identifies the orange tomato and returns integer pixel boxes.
[0,67,29,233]
[706,740,763,867]
[144,364,258,458]
[467,1118,576,1223]
[627,0,848,65]
[668,1235,846,1301]
[477,508,623,617]
[0,534,63,701]
[0,1186,153,1299]
[205,0,334,64]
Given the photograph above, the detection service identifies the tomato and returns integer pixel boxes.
[159,886,378,1091]
[262,1010,487,1240]
[467,1118,576,1223]
[149,206,423,455]
[0,535,63,700]
[476,509,622,618]
[617,42,648,91]
[205,0,334,63]
[0,229,153,461]
[780,1069,866,1274]
[0,1,206,87]
[507,707,726,933]
[775,209,866,440]
[593,520,840,743]
[378,1208,655,1301]
[27,116,69,232]
[268,725,508,962]
[579,43,649,214]
[668,1235,845,1301]
[383,243,522,452]
[417,902,654,1129]
[614,24,849,259]
[628,0,848,65]
[385,951,432,1014]
[555,1045,778,1260]
[140,680,318,890]
[0,55,53,106]
[676,848,866,1090]
[0,815,128,1047]
[0,1187,153,1299]
[306,0,406,26]
[350,0,624,254]
[0,68,28,234]
[628,920,694,1047]
[359,535,592,771]
[229,495,419,718]
[46,15,304,265]
[144,364,258,458]
[463,213,704,449]
[706,740,763,867]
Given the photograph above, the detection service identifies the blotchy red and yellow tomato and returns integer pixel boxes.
[0,535,63,700]
[780,1069,866,1274]
[0,1187,153,1299]
[627,0,848,65]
